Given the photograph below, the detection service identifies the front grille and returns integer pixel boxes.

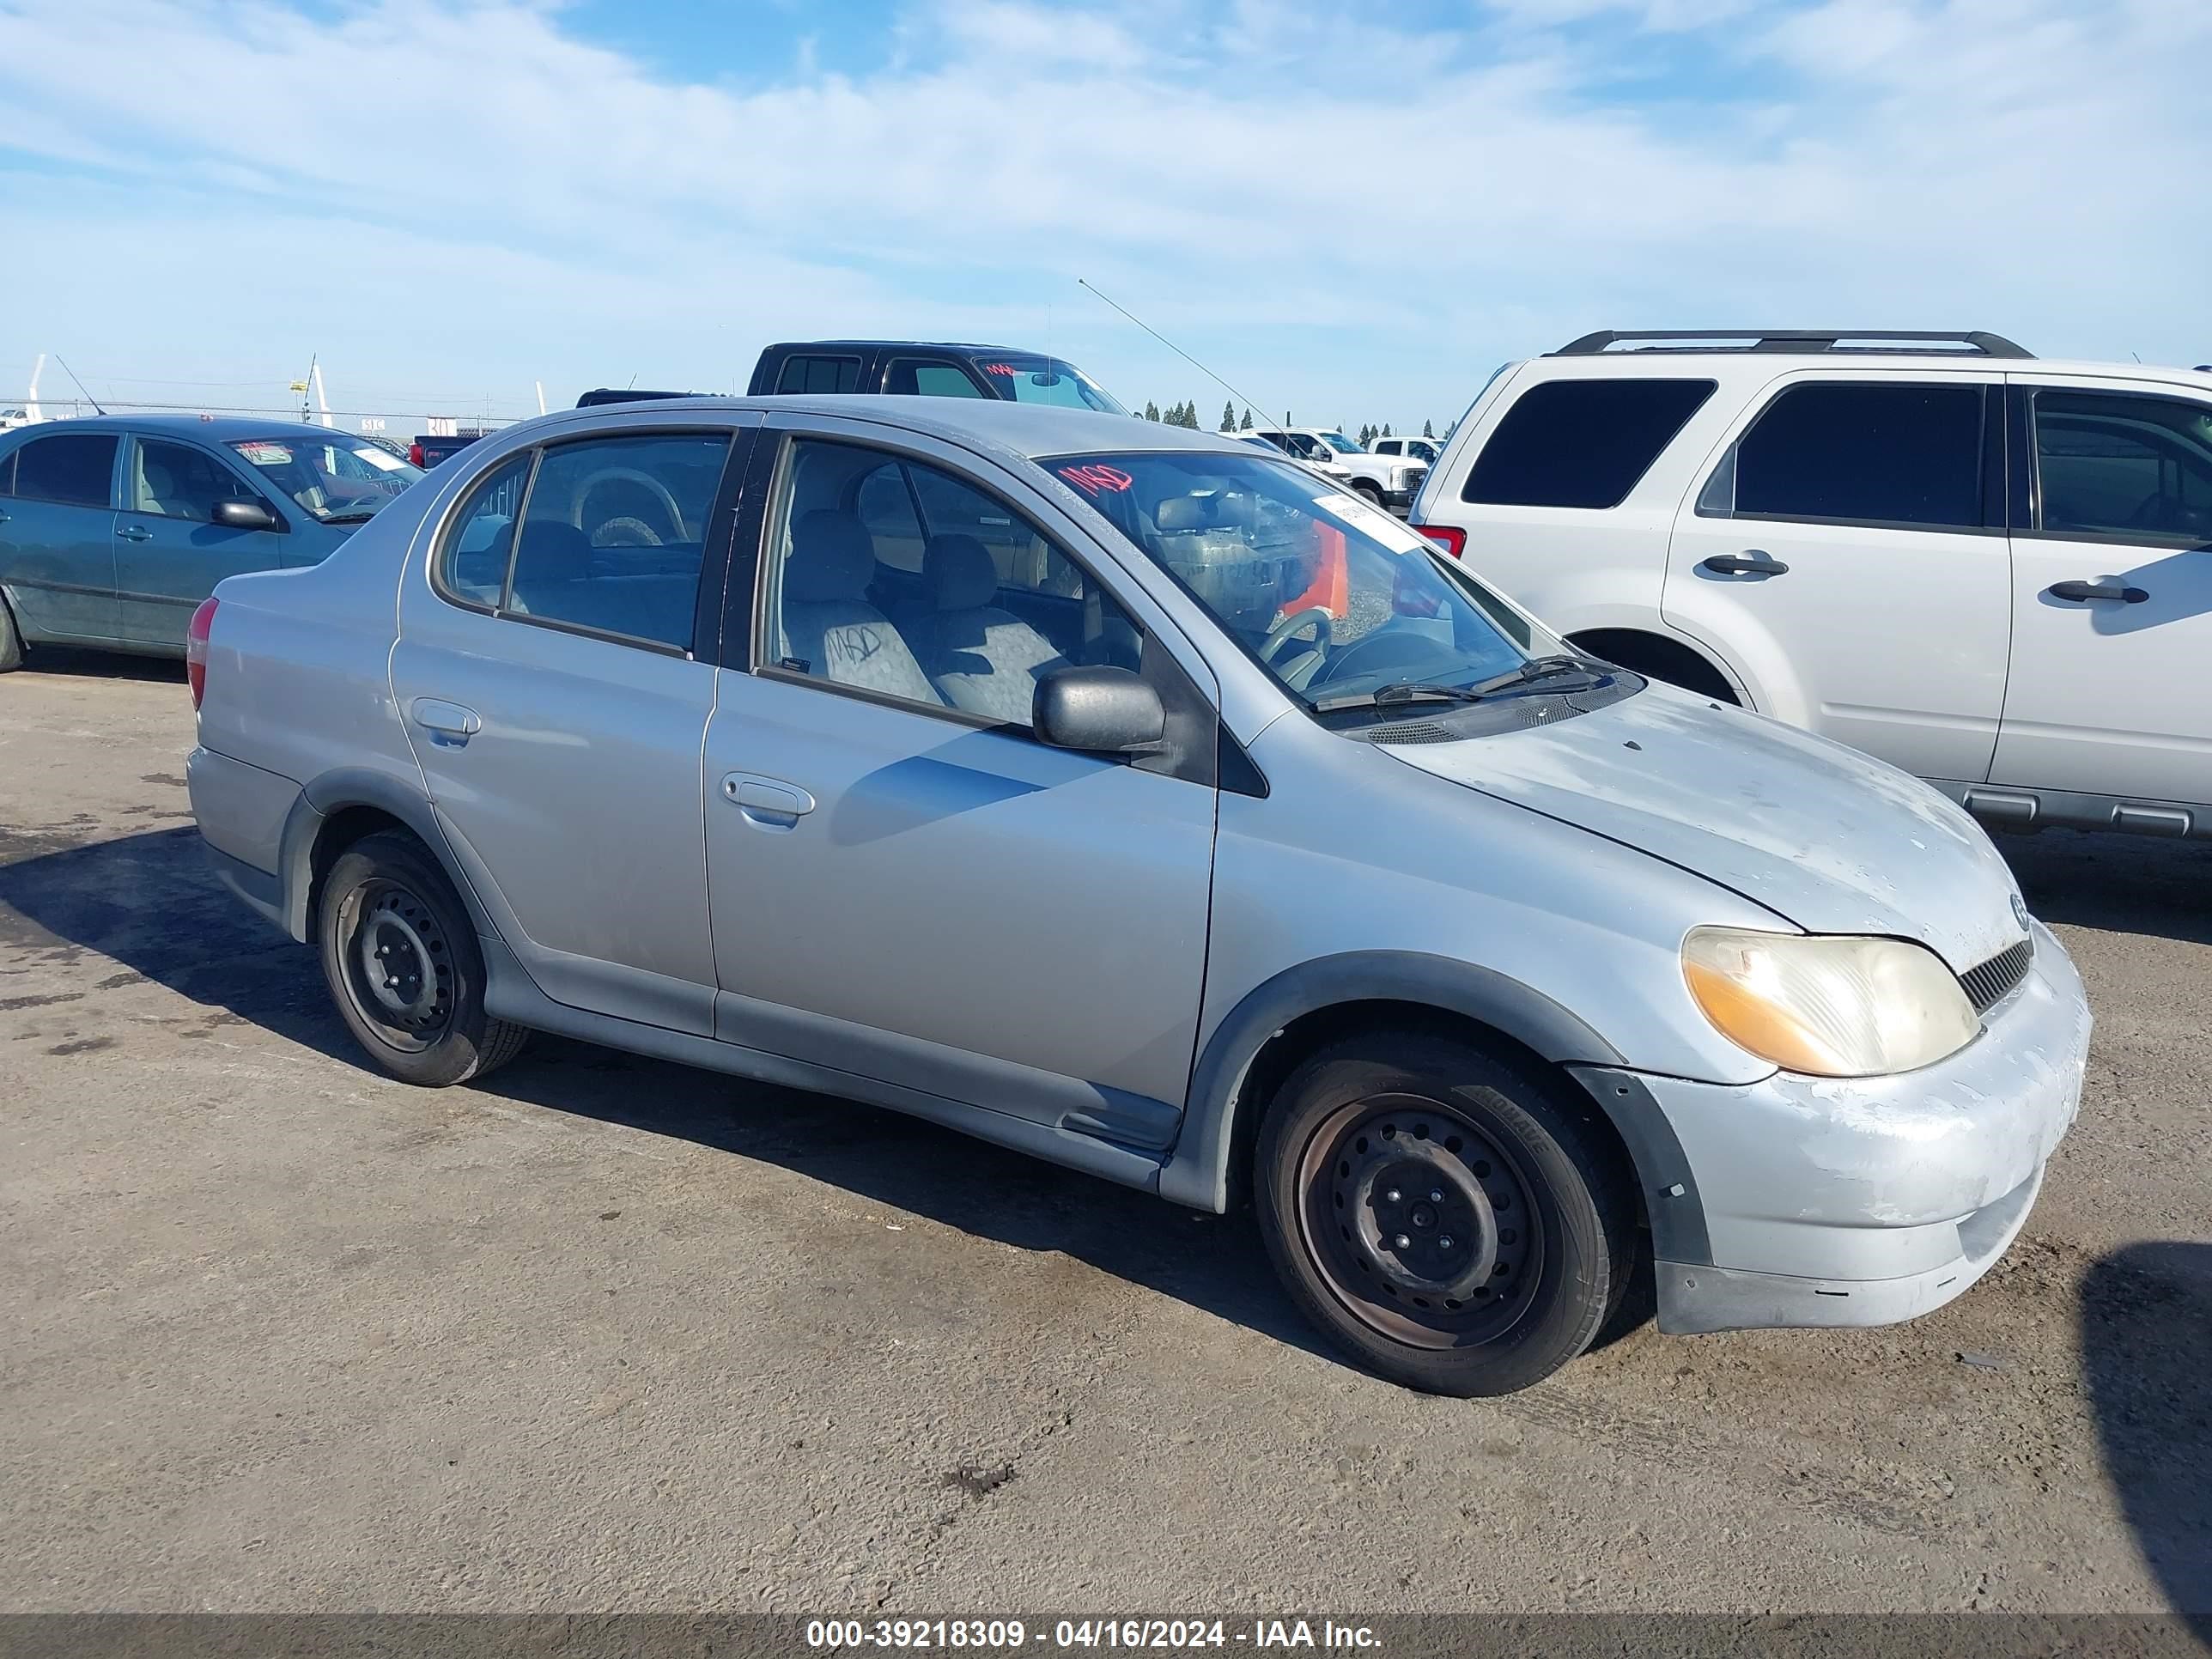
[1401,465,1428,495]
[1960,937,2033,1014]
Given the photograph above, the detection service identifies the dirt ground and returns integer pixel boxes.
[2,652,2207,1617]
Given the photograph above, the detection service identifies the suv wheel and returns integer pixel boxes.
[1255,1030,1633,1395]
[317,830,529,1087]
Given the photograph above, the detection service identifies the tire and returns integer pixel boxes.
[316,830,530,1087]
[1255,1030,1635,1396]
[0,594,23,672]
[1352,480,1385,506]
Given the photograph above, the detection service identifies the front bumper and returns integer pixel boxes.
[1381,486,1416,516]
[1599,920,2089,1334]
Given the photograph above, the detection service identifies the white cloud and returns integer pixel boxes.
[0,0,2204,429]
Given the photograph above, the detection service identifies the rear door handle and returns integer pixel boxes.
[721,772,816,830]
[1700,552,1789,577]
[410,697,482,745]
[115,524,153,543]
[2049,579,2148,604]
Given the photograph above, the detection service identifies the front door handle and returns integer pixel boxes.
[1700,551,1789,577]
[2049,579,2148,604]
[409,697,482,746]
[115,524,153,543]
[721,772,816,830]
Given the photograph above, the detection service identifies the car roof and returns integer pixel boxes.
[763,341,1056,356]
[16,414,375,444]
[1522,350,2212,390]
[530,394,1260,464]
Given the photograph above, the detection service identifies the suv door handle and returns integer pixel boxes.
[410,698,482,745]
[721,773,816,830]
[1700,552,1789,577]
[115,524,153,543]
[2049,579,2148,604]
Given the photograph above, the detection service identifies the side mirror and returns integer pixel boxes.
[1032,665,1164,755]
[212,499,277,531]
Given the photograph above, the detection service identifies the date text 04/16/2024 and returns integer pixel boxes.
[805,1620,1382,1650]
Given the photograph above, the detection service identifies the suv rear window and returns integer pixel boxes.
[1463,379,1715,509]
[1723,382,1986,529]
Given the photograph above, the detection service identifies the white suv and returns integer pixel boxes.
[1412,329,2212,842]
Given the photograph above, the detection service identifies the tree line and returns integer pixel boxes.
[1138,399,1454,447]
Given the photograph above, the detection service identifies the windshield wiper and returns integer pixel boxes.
[318,508,380,524]
[1310,681,1494,714]
[1466,653,1609,695]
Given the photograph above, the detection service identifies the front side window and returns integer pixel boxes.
[775,356,861,395]
[132,440,256,522]
[14,432,118,507]
[1464,378,1715,509]
[228,435,422,525]
[1050,452,1540,715]
[1718,382,1985,529]
[971,356,1128,415]
[2033,389,2212,544]
[762,438,1138,724]
[504,434,732,648]
[884,359,987,398]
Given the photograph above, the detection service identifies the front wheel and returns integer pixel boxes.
[317,830,529,1086]
[1352,480,1385,506]
[1255,1030,1634,1395]
[0,595,23,672]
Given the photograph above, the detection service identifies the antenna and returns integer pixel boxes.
[54,355,105,416]
[1078,277,1276,432]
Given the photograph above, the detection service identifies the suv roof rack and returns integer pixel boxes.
[1552,330,2034,360]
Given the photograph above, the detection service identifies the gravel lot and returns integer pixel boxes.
[2,653,2207,1618]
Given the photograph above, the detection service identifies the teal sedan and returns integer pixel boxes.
[0,415,423,669]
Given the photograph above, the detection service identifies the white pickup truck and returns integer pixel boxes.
[1247,427,1427,514]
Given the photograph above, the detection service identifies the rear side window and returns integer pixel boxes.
[437,453,532,606]
[775,356,861,395]
[1725,383,1986,529]
[1463,379,1714,508]
[13,432,118,507]
[505,434,732,650]
[884,359,985,398]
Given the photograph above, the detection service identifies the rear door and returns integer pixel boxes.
[1990,378,2212,811]
[391,416,756,1036]
[0,429,124,642]
[112,435,285,648]
[1662,372,2010,782]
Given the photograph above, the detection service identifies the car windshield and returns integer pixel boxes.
[971,356,1130,416]
[228,434,422,521]
[1048,450,1542,712]
[1316,432,1364,454]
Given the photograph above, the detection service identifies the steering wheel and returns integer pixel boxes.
[1258,606,1334,665]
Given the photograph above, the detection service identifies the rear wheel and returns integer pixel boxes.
[317,830,529,1086]
[1255,1030,1634,1395]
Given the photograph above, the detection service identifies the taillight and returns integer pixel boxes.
[1413,524,1466,558]
[408,441,425,467]
[186,597,218,709]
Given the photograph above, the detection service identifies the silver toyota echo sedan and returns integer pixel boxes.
[185,397,2090,1395]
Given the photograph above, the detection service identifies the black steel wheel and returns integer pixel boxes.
[1256,1029,1634,1395]
[317,830,530,1087]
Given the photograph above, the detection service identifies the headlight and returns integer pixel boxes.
[1680,927,1979,1077]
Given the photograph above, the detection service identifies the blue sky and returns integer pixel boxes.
[2,0,2207,436]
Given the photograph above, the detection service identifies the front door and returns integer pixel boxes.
[1662,373,2010,782]
[0,429,123,642]
[391,421,751,1036]
[702,424,1218,1139]
[113,437,285,648]
[1992,380,2212,810]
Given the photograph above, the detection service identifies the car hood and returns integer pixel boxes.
[1381,684,2028,973]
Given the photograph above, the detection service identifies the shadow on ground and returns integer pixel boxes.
[2081,1243,2212,1635]
[0,823,1331,1367]
[17,646,188,684]
[1998,827,2212,948]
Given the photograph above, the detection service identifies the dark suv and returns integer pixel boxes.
[747,342,1129,413]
